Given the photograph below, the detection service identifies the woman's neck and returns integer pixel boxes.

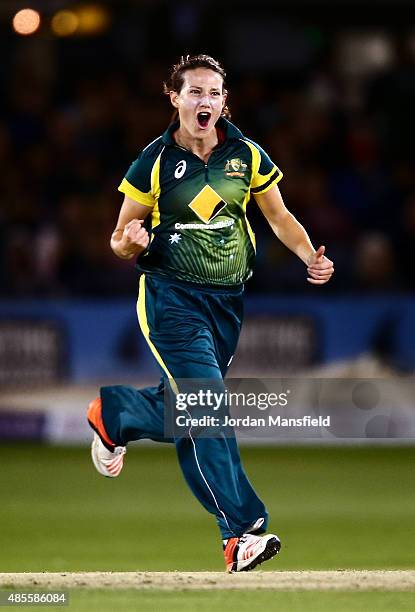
[174,127,218,164]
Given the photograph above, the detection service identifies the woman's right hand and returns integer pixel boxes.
[111,219,149,259]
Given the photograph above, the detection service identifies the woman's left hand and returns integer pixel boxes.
[306,245,334,285]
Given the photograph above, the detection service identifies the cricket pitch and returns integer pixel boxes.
[1,571,414,591]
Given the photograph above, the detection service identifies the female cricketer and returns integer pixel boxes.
[87,54,334,572]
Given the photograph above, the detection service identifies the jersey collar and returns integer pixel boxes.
[161,117,243,146]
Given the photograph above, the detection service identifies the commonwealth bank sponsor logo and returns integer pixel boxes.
[175,219,235,230]
[188,184,227,223]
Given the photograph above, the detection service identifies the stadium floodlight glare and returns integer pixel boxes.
[51,10,79,37]
[50,5,111,37]
[76,4,111,35]
[12,8,41,36]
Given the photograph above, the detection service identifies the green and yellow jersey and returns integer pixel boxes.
[118,117,283,286]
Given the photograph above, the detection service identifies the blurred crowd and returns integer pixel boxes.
[1,13,415,296]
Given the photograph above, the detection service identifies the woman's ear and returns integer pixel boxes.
[170,91,179,108]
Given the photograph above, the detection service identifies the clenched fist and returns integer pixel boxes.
[123,219,149,249]
[111,219,149,260]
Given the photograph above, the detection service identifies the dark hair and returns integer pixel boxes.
[163,54,231,119]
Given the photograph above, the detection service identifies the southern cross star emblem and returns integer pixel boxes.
[169,233,182,244]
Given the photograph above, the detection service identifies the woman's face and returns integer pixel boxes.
[170,68,226,138]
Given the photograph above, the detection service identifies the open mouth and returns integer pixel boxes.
[197,112,211,129]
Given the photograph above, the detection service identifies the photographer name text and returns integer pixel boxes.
[176,415,330,428]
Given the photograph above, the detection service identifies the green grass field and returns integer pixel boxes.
[69,590,415,611]
[1,444,414,609]
[1,444,414,571]
[1,590,413,612]
[1,589,415,612]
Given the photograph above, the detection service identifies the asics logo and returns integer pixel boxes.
[175,160,186,179]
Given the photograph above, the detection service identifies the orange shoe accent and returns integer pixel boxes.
[87,397,116,450]
[224,537,239,572]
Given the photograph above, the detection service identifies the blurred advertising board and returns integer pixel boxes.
[230,315,318,375]
[0,320,66,389]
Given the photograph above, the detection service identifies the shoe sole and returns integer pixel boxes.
[240,537,281,572]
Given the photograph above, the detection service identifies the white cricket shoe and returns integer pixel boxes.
[224,533,281,573]
[91,432,126,478]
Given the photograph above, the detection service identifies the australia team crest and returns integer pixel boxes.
[224,158,247,177]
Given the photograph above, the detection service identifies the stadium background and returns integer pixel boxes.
[0,1,415,609]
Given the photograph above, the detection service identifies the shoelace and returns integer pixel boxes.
[239,534,257,545]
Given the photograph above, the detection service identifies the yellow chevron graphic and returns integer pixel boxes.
[188,185,226,223]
